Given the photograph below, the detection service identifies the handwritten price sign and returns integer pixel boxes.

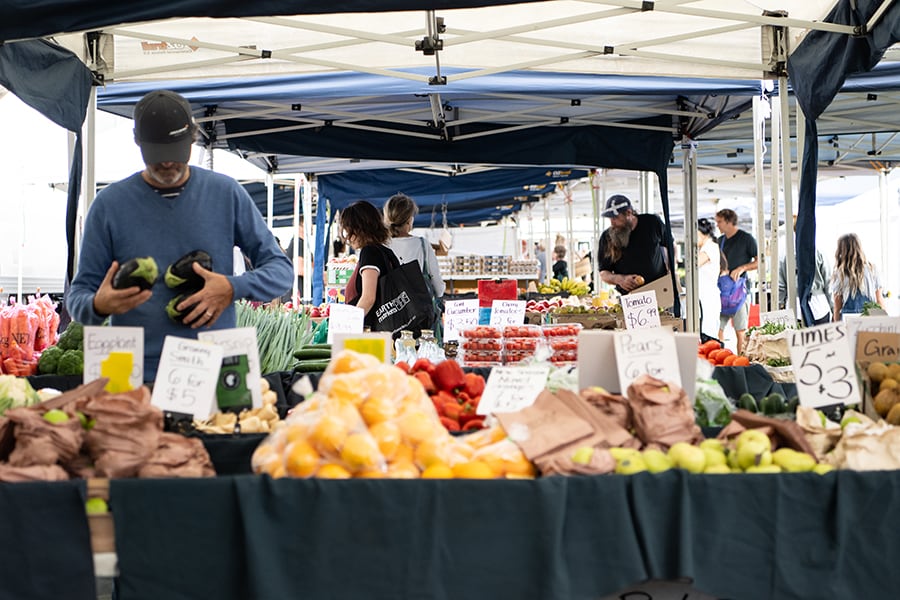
[788,322,859,408]
[489,300,526,327]
[151,336,223,419]
[760,309,797,328]
[477,366,550,415]
[621,291,661,329]
[613,328,681,392]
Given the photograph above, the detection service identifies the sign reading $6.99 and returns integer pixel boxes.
[787,322,859,408]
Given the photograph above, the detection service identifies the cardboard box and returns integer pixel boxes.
[548,312,618,330]
[660,315,684,332]
[855,330,900,420]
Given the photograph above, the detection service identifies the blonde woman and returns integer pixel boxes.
[831,233,883,320]
[383,193,446,298]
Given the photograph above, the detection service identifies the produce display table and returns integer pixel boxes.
[103,470,900,600]
[0,479,97,600]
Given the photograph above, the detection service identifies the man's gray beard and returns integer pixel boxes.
[609,225,631,250]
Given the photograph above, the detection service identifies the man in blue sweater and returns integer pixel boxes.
[67,90,292,382]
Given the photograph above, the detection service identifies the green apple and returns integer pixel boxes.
[772,448,816,472]
[702,447,727,468]
[840,414,862,429]
[615,455,647,475]
[737,439,772,470]
[85,497,109,515]
[668,442,706,473]
[609,447,641,461]
[642,448,673,473]
[699,438,724,453]
[736,429,771,453]
[76,411,97,430]
[704,464,732,474]
[813,463,835,475]
[42,409,70,424]
[745,464,782,474]
[571,446,595,466]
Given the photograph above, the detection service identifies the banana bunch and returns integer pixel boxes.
[539,277,590,297]
[194,378,282,434]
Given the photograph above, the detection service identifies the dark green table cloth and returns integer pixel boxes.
[110,470,900,600]
[0,479,96,600]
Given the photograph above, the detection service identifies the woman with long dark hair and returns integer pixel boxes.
[831,233,883,320]
[340,200,400,330]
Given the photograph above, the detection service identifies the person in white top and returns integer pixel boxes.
[383,193,446,298]
[696,218,721,339]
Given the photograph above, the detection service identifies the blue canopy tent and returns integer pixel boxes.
[789,0,900,324]
[0,40,93,293]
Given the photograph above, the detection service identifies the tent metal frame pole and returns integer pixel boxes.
[780,76,796,321]
[591,170,601,292]
[752,96,766,318]
[565,183,575,284]
[543,196,552,286]
[76,87,98,275]
[265,172,274,230]
[682,139,699,334]
[292,175,301,305]
[769,97,781,316]
[302,174,313,304]
[880,167,889,290]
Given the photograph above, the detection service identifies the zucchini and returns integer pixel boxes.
[292,359,331,372]
[292,348,333,360]
[737,393,758,413]
[301,343,332,350]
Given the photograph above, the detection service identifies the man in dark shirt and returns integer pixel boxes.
[597,194,670,295]
[715,208,758,354]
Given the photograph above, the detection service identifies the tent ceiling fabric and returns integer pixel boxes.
[46,1,844,84]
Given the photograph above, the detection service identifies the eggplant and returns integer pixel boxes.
[165,294,199,324]
[164,249,212,293]
[112,257,159,290]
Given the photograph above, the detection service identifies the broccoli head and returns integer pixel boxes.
[38,345,64,374]
[57,349,84,376]
[57,321,84,351]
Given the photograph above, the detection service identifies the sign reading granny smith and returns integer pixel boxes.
[788,322,859,408]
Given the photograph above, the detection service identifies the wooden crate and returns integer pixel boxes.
[87,478,115,553]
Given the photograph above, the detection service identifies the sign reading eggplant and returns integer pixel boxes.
[613,328,681,391]
[788,322,859,408]
[621,290,661,330]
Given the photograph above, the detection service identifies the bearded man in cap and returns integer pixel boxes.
[68,90,292,381]
[596,194,670,294]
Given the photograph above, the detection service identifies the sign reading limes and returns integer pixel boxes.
[788,321,859,408]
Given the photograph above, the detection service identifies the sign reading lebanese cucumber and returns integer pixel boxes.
[788,322,859,408]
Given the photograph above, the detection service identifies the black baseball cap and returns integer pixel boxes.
[133,90,195,164]
[601,194,633,218]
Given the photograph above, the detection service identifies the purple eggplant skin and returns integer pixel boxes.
[165,294,199,325]
[164,249,213,292]
[112,257,159,291]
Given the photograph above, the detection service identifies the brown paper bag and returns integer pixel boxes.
[580,387,632,431]
[627,374,703,448]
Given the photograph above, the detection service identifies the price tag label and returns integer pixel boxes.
[760,309,797,328]
[621,291,661,329]
[444,299,479,341]
[83,326,144,389]
[613,328,681,391]
[151,336,223,419]
[198,327,263,409]
[477,366,551,415]
[489,300,526,327]
[788,322,859,408]
[855,331,900,363]
[327,303,365,343]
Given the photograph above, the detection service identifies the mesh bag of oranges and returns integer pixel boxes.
[251,350,532,479]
